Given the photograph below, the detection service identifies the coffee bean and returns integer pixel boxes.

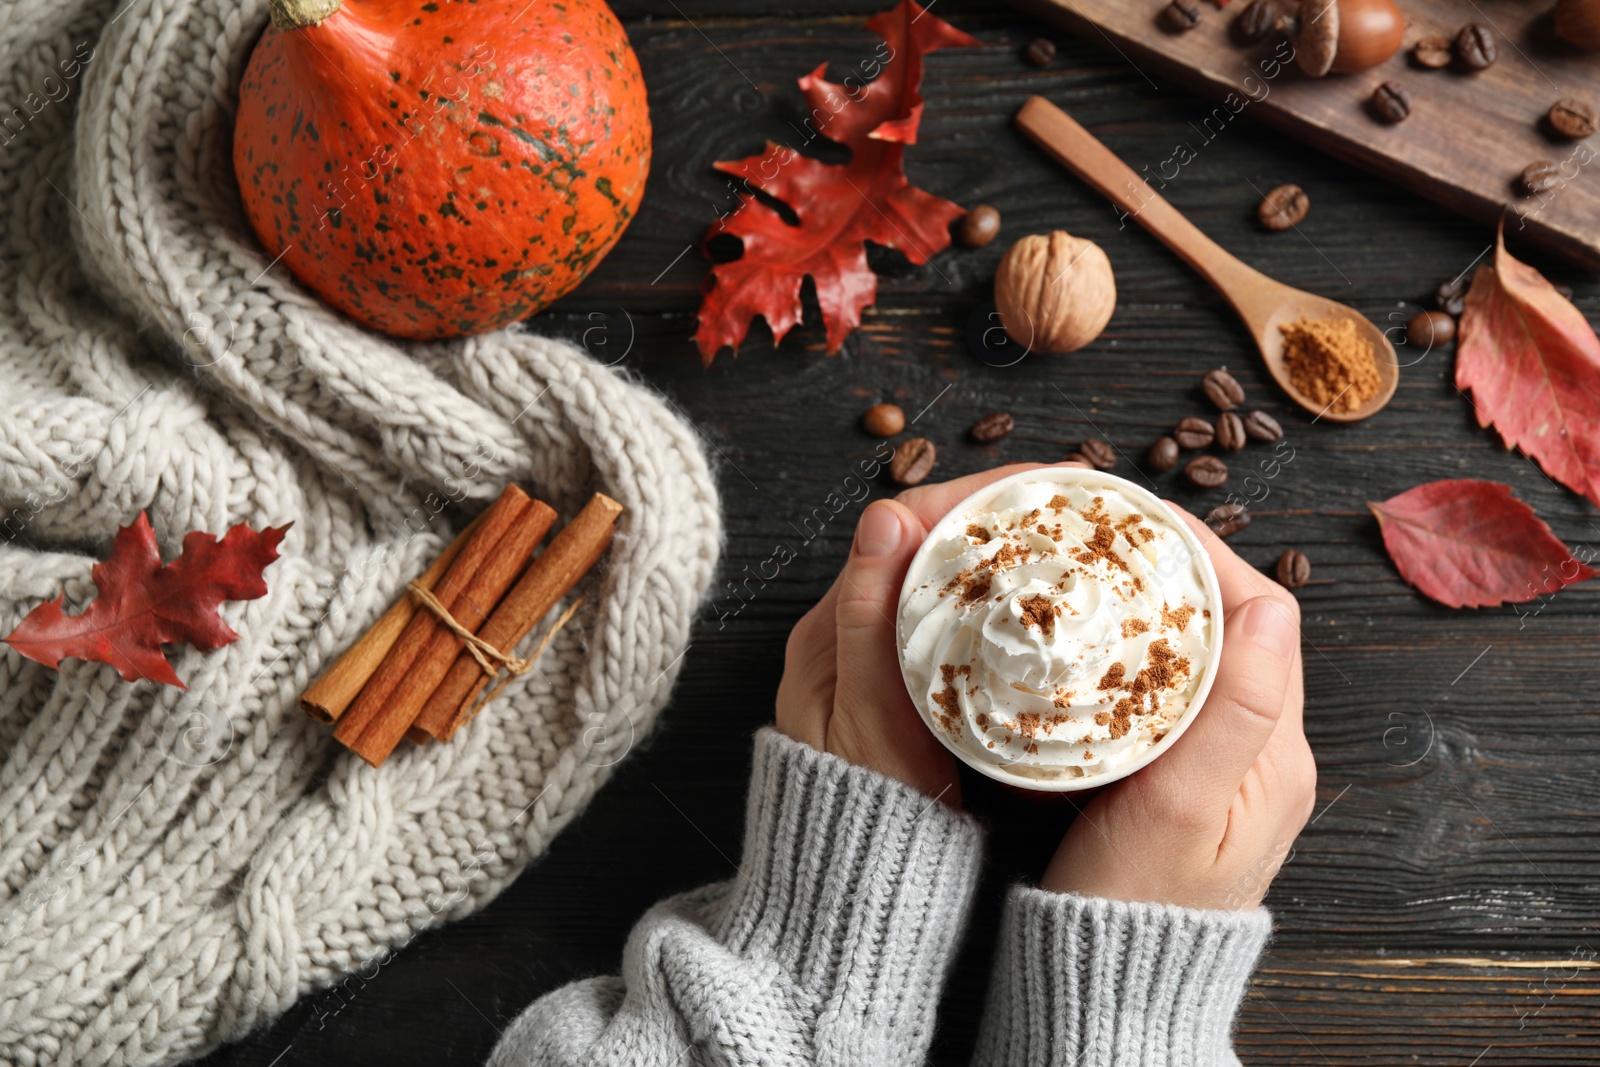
[1521,160,1562,196]
[1549,98,1599,140]
[861,402,905,437]
[958,204,1002,248]
[969,410,1015,443]
[1242,410,1283,443]
[1202,368,1246,410]
[1146,436,1181,473]
[1159,0,1201,32]
[1370,81,1413,124]
[1258,184,1309,231]
[1184,454,1228,488]
[1060,454,1094,469]
[1080,438,1117,470]
[890,437,936,486]
[1436,275,1467,316]
[1455,23,1497,70]
[1234,0,1280,43]
[1215,411,1247,452]
[1411,35,1452,68]
[1173,416,1215,450]
[1405,309,1456,348]
[1024,37,1056,66]
[1276,548,1311,589]
[1204,502,1250,538]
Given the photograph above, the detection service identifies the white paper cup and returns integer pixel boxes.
[896,466,1225,792]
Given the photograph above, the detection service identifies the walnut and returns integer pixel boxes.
[993,231,1116,355]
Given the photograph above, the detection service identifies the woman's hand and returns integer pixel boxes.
[775,464,1048,806]
[1041,511,1316,910]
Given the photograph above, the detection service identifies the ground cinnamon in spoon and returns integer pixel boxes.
[1279,316,1381,415]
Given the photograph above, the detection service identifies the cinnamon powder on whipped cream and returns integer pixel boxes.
[898,473,1217,784]
[1017,594,1060,635]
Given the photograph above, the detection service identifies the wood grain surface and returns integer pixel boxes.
[196,3,1600,1065]
[1014,0,1600,270]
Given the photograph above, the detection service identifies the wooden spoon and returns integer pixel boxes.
[1015,96,1397,423]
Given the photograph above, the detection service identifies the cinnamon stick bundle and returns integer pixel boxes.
[347,498,557,766]
[300,484,623,768]
[334,486,550,765]
[411,492,623,742]
[300,511,486,723]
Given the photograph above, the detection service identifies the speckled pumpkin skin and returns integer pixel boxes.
[233,0,649,339]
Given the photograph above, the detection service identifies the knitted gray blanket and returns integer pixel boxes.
[0,0,721,1063]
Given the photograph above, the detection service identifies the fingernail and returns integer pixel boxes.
[854,501,903,558]
[1234,597,1298,660]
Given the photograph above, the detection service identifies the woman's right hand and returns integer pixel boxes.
[1041,511,1316,910]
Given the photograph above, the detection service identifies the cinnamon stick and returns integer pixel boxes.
[344,497,556,767]
[333,485,531,755]
[300,511,486,723]
[412,492,623,742]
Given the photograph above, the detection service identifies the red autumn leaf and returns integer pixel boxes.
[3,513,287,688]
[694,0,978,363]
[1368,480,1593,609]
[1457,223,1600,507]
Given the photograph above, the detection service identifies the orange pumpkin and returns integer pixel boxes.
[233,0,649,339]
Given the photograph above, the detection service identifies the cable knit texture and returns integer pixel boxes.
[971,888,1272,1067]
[489,727,985,1067]
[0,1,721,1064]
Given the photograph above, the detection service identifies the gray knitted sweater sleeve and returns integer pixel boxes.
[489,726,985,1066]
[488,727,1271,1067]
[970,889,1272,1067]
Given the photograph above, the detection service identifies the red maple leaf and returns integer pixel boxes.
[1457,224,1600,507]
[694,0,979,363]
[1369,480,1594,609]
[3,513,288,688]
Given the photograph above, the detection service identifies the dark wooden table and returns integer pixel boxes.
[200,3,1600,1063]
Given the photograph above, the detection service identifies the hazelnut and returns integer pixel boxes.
[1282,0,1403,77]
[1329,0,1404,72]
[993,231,1116,354]
[1557,0,1600,49]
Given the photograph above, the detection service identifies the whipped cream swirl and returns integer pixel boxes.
[898,474,1215,782]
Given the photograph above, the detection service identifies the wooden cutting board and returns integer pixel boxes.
[1011,0,1600,270]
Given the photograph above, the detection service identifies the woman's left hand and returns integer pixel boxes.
[776,463,1048,806]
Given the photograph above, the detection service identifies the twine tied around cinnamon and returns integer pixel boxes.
[407,579,584,714]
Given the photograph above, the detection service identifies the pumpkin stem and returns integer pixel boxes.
[269,0,342,30]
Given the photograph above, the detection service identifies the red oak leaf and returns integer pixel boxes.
[694,0,978,363]
[1369,480,1593,609]
[1457,224,1600,507]
[3,513,288,687]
